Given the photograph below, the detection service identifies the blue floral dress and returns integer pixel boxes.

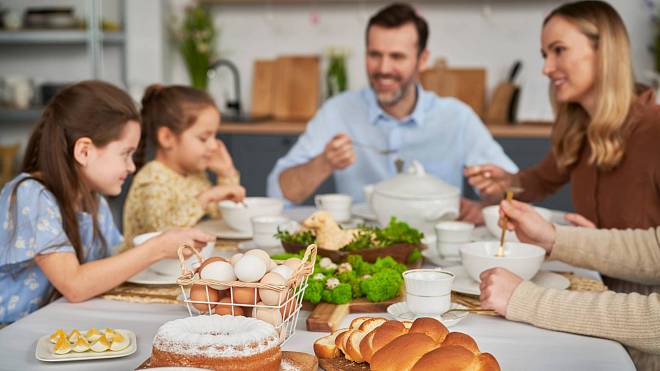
[0,174,122,323]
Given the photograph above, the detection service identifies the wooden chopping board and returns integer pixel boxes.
[304,295,403,333]
[272,55,320,121]
[136,351,318,370]
[250,59,276,118]
[319,356,368,371]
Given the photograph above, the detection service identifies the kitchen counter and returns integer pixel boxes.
[219,120,553,138]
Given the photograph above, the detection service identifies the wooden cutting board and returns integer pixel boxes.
[420,66,486,118]
[250,59,276,118]
[272,55,320,121]
[305,295,403,332]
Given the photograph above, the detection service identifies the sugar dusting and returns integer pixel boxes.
[280,358,301,371]
[153,315,279,357]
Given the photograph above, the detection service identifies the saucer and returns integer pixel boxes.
[387,302,469,327]
[196,219,252,240]
[351,202,377,221]
[237,240,285,255]
[127,268,179,286]
[421,248,461,268]
[444,265,570,296]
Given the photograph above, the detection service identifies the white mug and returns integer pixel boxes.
[314,193,352,222]
[251,215,297,248]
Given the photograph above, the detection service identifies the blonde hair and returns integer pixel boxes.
[544,1,635,170]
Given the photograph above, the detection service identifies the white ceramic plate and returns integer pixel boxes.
[444,265,570,296]
[35,329,136,362]
[237,240,285,255]
[387,302,469,327]
[351,202,377,221]
[126,268,179,286]
[196,219,252,240]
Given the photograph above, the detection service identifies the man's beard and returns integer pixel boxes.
[369,73,416,107]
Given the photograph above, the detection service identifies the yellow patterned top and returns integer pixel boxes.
[120,160,238,252]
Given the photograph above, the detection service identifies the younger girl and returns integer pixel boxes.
[122,85,245,247]
[0,81,211,324]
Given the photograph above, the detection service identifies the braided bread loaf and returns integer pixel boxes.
[313,316,500,371]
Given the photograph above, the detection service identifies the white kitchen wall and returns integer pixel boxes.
[163,0,654,122]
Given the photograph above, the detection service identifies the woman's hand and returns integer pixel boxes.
[208,139,238,178]
[479,267,523,316]
[499,199,556,253]
[198,184,246,209]
[464,164,516,200]
[564,213,596,228]
[150,228,214,260]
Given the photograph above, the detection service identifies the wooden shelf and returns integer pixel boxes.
[0,30,125,45]
[219,120,553,137]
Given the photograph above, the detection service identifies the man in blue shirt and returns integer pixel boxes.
[267,3,517,223]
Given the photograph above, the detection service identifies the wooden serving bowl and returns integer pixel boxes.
[282,242,423,264]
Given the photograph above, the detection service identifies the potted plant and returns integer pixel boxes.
[173,5,217,90]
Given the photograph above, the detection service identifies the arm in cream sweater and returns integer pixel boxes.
[506,226,660,354]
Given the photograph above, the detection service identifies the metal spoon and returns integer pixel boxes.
[496,189,515,257]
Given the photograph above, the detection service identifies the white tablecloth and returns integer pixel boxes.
[0,294,634,371]
[0,207,635,370]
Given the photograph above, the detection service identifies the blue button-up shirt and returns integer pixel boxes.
[267,85,518,202]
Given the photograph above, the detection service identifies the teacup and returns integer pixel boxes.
[403,269,454,315]
[406,292,452,315]
[251,215,296,248]
[314,193,352,222]
[434,221,474,243]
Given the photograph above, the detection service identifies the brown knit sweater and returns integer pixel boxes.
[506,226,660,364]
[516,88,660,230]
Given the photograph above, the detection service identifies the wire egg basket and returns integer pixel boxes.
[176,243,317,344]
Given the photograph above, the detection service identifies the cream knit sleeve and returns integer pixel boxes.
[550,226,660,285]
[507,281,660,354]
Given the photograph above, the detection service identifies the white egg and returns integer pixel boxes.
[254,301,283,327]
[268,259,278,272]
[270,264,293,281]
[234,255,267,283]
[284,257,302,271]
[109,331,130,351]
[201,261,236,290]
[259,272,287,306]
[230,253,244,266]
[245,249,271,266]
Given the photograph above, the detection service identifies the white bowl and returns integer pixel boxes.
[482,205,552,241]
[133,232,214,276]
[435,221,474,243]
[436,241,466,258]
[403,269,454,297]
[460,241,546,282]
[406,292,451,315]
[219,197,284,233]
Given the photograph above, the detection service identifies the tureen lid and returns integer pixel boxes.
[374,161,460,198]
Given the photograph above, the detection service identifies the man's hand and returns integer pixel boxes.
[322,133,355,170]
[479,267,523,316]
[458,198,485,225]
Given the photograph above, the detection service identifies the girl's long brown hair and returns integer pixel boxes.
[545,1,635,170]
[10,80,140,262]
[135,84,217,169]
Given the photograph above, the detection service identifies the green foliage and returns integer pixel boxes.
[342,228,376,251]
[303,280,324,304]
[275,228,316,246]
[321,283,353,304]
[373,256,406,275]
[360,268,404,302]
[375,217,424,246]
[407,248,422,264]
[347,255,375,276]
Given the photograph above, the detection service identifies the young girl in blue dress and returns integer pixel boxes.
[0,81,211,324]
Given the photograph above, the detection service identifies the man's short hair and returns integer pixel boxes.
[366,3,429,55]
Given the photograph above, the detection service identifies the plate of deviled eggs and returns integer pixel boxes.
[35,327,136,362]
